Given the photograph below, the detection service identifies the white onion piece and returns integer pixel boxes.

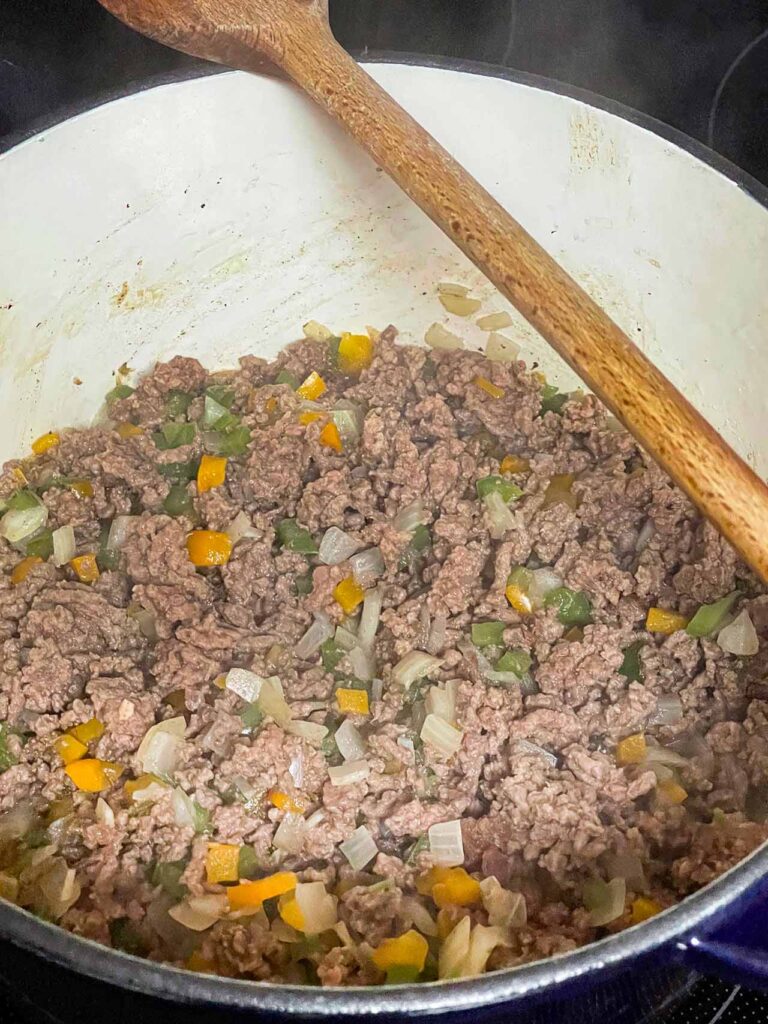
[169,894,228,932]
[328,759,370,786]
[334,625,358,652]
[428,819,464,867]
[485,331,520,363]
[335,719,367,761]
[106,515,133,553]
[646,695,684,727]
[437,281,470,297]
[425,322,464,351]
[334,920,356,947]
[38,859,81,920]
[466,925,510,977]
[226,510,258,546]
[349,547,385,587]
[403,897,438,937]
[439,293,481,316]
[477,312,513,332]
[339,825,378,870]
[583,877,626,927]
[95,797,115,828]
[51,525,76,566]
[131,606,158,641]
[425,684,456,724]
[516,739,558,767]
[319,526,361,566]
[332,403,363,445]
[392,650,443,689]
[257,678,293,726]
[288,753,304,788]
[371,678,384,703]
[130,780,168,803]
[358,586,383,649]
[479,877,527,928]
[393,499,424,534]
[528,568,564,609]
[224,668,266,704]
[295,613,334,660]
[483,490,515,540]
[137,717,186,776]
[398,736,415,752]
[718,609,759,656]
[348,645,376,682]
[0,803,36,842]
[1,503,48,543]
[303,320,334,342]
[635,518,655,553]
[284,720,328,748]
[171,788,197,829]
[438,916,471,979]
[294,881,338,934]
[421,713,463,757]
[273,813,307,854]
[642,743,689,769]
[485,670,523,687]
[305,809,326,830]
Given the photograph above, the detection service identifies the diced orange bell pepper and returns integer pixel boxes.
[265,397,278,415]
[297,372,326,402]
[656,779,688,805]
[268,790,305,814]
[616,733,647,766]
[338,333,374,375]
[31,432,60,456]
[646,607,688,635]
[278,893,305,931]
[371,930,428,972]
[124,772,166,797]
[186,951,216,974]
[319,421,343,453]
[53,734,88,765]
[213,674,227,690]
[429,867,481,909]
[69,479,94,499]
[11,556,42,585]
[197,454,227,494]
[227,871,297,912]
[629,897,662,925]
[336,688,370,715]
[116,421,144,439]
[205,842,241,884]
[186,530,232,567]
[415,867,453,896]
[298,411,324,426]
[333,576,364,614]
[473,376,505,400]
[70,553,100,583]
[505,583,533,615]
[65,758,123,792]
[68,718,105,744]
[500,455,530,475]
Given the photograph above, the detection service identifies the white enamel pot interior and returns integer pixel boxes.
[1,58,768,1017]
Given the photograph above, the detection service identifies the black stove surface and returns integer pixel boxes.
[1,2,767,1022]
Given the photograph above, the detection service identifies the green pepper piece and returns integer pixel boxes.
[496,648,532,676]
[544,586,593,626]
[327,336,342,367]
[685,591,739,638]
[96,521,119,572]
[166,390,193,419]
[476,475,523,503]
[205,385,235,409]
[7,489,41,511]
[106,384,135,403]
[294,571,314,596]
[276,518,318,555]
[192,801,212,835]
[109,917,145,955]
[25,529,53,560]
[152,422,196,451]
[471,621,506,648]
[0,722,19,773]
[157,460,199,483]
[540,383,568,415]
[275,370,298,389]
[411,524,432,553]
[163,483,195,518]
[240,703,264,736]
[321,638,345,672]
[507,565,534,591]
[237,845,260,880]
[216,426,251,457]
[619,641,645,683]
[151,860,188,901]
[386,966,422,985]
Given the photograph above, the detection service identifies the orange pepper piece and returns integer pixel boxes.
[298,411,324,426]
[70,553,100,583]
[186,530,232,567]
[500,455,530,475]
[68,718,105,744]
[338,333,374,374]
[205,842,241,884]
[186,951,216,973]
[124,773,166,797]
[630,897,662,924]
[297,372,326,401]
[115,422,143,439]
[278,893,305,931]
[646,607,688,635]
[333,576,364,614]
[657,779,688,805]
[53,734,88,765]
[371,930,428,972]
[31,432,60,456]
[11,556,42,586]
[197,454,227,494]
[69,479,94,499]
[319,422,343,452]
[268,790,305,814]
[227,871,297,912]
[65,758,123,792]
[336,688,370,715]
[505,583,533,615]
[616,733,647,766]
[473,376,505,399]
[430,867,481,909]
[416,867,453,896]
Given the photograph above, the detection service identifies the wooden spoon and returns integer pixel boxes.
[100,0,768,582]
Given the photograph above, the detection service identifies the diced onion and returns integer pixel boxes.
[528,568,564,609]
[305,809,326,830]
[294,881,338,934]
[483,490,515,539]
[439,293,481,317]
[480,877,527,928]
[718,609,759,656]
[358,586,383,649]
[289,752,303,788]
[437,281,470,297]
[38,858,81,920]
[425,323,464,351]
[106,515,133,552]
[425,682,457,724]
[516,739,558,767]
[349,547,385,587]
[335,719,366,761]
[130,780,168,803]
[284,720,328,747]
[398,736,415,752]
[319,527,361,566]
[428,819,464,867]
[295,613,334,660]
[303,320,334,342]
[171,788,196,829]
[339,825,378,870]
[257,677,293,726]
[0,802,36,842]
[646,695,684,727]
[583,877,626,927]
[332,402,364,445]
[129,605,157,641]
[439,916,471,979]
[349,645,376,682]
[137,716,186,776]
[1,502,48,543]
[273,813,307,854]
[334,625,358,652]
[392,650,442,689]
[224,668,266,704]
[328,759,370,786]
[334,920,356,947]
[393,499,424,534]
[635,518,655,553]
[421,713,463,757]
[403,897,438,937]
[168,894,228,932]
[485,332,520,363]
[642,743,689,769]
[466,925,510,977]
[226,510,258,545]
[477,312,513,332]
[52,525,76,566]
[95,797,115,827]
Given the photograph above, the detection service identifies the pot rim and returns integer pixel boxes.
[1,52,767,1016]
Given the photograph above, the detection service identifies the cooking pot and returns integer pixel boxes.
[1,56,768,1024]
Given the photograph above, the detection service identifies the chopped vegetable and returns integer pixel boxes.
[297,372,326,401]
[7,489,39,511]
[619,641,644,682]
[328,760,370,786]
[106,383,135,402]
[483,490,516,540]
[583,877,626,926]
[333,576,364,615]
[318,421,343,452]
[216,425,251,457]
[339,825,378,870]
[718,609,759,656]
[51,525,75,566]
[616,733,647,766]
[630,897,662,924]
[239,703,264,735]
[152,422,195,450]
[477,312,513,331]
[26,529,54,560]
[116,422,143,439]
[276,519,318,555]
[540,384,568,415]
[53,734,87,765]
[237,845,260,879]
[31,432,60,456]
[0,723,18,773]
[338,333,374,374]
[186,530,232,567]
[471,621,505,648]
[158,459,198,482]
[11,556,42,585]
[65,758,123,792]
[110,917,144,954]
[317,527,360,566]
[278,894,305,931]
[166,390,193,418]
[541,473,578,510]
[276,369,299,389]
[137,717,186,776]
[496,649,532,676]
[357,585,383,649]
[205,385,235,409]
[205,843,241,884]
[164,483,195,519]
[168,893,228,931]
[372,930,428,975]
[70,553,100,583]
[334,719,366,762]
[656,779,688,805]
[69,718,104,744]
[543,587,593,626]
[151,860,188,901]
[296,614,334,660]
[336,688,370,715]
[1,495,48,543]
[686,592,739,637]
[485,331,520,362]
[425,323,463,350]
[473,376,505,399]
[269,790,305,814]
[196,454,227,493]
[500,455,530,474]
[421,714,463,757]
[430,867,481,908]
[70,479,94,499]
[299,411,323,426]
[505,580,533,615]
[646,607,688,634]
[475,475,523,503]
[227,871,297,911]
[350,547,385,587]
[439,293,481,316]
[392,650,443,689]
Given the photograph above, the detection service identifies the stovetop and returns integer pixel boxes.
[1,1,767,1021]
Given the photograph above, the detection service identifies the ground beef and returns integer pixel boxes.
[0,328,765,989]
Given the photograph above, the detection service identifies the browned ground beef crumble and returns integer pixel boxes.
[0,325,767,985]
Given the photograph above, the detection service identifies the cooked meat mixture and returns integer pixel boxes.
[0,324,767,986]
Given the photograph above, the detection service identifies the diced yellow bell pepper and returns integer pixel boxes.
[116,422,144,439]
[297,372,326,402]
[268,790,305,814]
[416,867,453,896]
[213,674,227,690]
[500,455,530,475]
[31,432,60,456]
[616,733,647,766]
[69,479,94,499]
[65,758,123,792]
[338,333,374,375]
[505,583,533,615]
[629,897,662,925]
[473,376,505,400]
[430,867,481,909]
[53,734,88,765]
[186,951,216,974]
[197,454,227,494]
[371,929,428,972]
[298,411,324,426]
[68,718,105,744]
[333,576,364,614]
[186,530,232,567]
[319,421,343,453]
[12,466,28,486]
[205,842,241,884]
[656,779,688,805]
[227,871,297,911]
[11,556,42,585]
[646,607,688,635]
[278,893,305,931]
[124,772,166,797]
[336,688,370,715]
[70,553,100,583]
